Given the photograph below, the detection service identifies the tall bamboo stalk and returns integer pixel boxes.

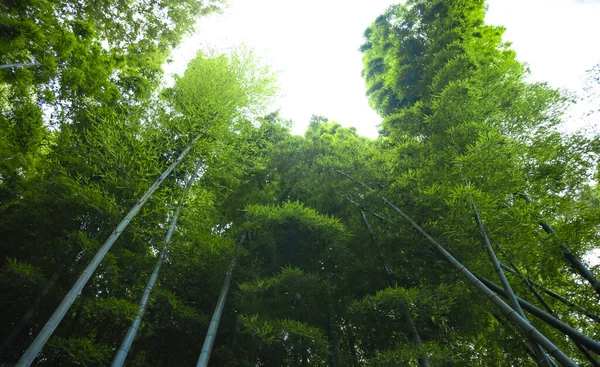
[499,263,600,323]
[111,206,182,367]
[380,197,578,367]
[16,132,204,367]
[500,263,600,366]
[561,250,600,299]
[196,233,246,367]
[0,62,39,69]
[337,171,576,365]
[521,194,600,299]
[343,318,360,367]
[326,289,342,367]
[509,264,556,315]
[479,276,600,355]
[469,198,553,367]
[361,210,431,367]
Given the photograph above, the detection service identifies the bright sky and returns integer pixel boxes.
[165,0,600,138]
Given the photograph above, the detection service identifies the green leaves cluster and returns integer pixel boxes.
[2,0,600,366]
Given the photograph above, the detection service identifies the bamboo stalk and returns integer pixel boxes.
[0,63,39,69]
[381,197,578,367]
[500,263,600,323]
[561,250,600,299]
[503,264,600,366]
[196,233,246,367]
[16,132,204,367]
[361,210,430,367]
[509,263,556,315]
[469,198,553,367]
[479,276,600,355]
[343,318,360,367]
[338,171,578,365]
[111,206,183,367]
[520,194,600,299]
[326,289,342,367]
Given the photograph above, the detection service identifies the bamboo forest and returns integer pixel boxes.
[2,0,600,366]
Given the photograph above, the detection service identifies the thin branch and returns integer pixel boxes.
[500,263,600,324]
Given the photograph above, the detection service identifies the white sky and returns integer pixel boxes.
[165,0,600,138]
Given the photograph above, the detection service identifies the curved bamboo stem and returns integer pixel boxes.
[500,263,600,323]
[381,197,578,367]
[479,276,600,355]
[470,198,553,367]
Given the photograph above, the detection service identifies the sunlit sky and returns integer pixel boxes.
[165,0,600,138]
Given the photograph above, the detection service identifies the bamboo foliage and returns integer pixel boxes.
[380,197,577,367]
[3,0,600,365]
[16,132,204,367]
[468,196,553,367]
[360,209,431,367]
[500,263,600,324]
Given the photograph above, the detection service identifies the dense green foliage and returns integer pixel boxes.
[1,0,600,366]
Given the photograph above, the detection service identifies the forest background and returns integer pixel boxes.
[1,0,600,366]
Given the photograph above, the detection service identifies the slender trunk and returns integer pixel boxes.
[111,206,182,367]
[16,132,204,367]
[573,342,600,367]
[336,172,576,366]
[506,264,600,366]
[469,199,552,367]
[301,347,309,366]
[361,210,430,367]
[381,197,577,367]
[0,63,39,69]
[326,290,341,367]
[232,317,242,348]
[521,194,600,299]
[513,265,556,315]
[344,320,360,367]
[492,313,538,362]
[196,233,246,367]
[401,304,430,367]
[479,276,600,355]
[0,270,61,360]
[561,250,600,299]
[500,263,600,323]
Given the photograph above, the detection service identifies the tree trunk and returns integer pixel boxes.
[500,263,600,323]
[0,63,39,69]
[361,210,430,367]
[16,131,205,367]
[111,205,182,367]
[196,233,246,367]
[521,194,600,299]
[479,276,600,355]
[492,313,540,363]
[344,320,360,367]
[470,199,553,367]
[505,264,600,366]
[561,250,600,299]
[326,290,341,367]
[381,197,577,367]
[401,303,430,367]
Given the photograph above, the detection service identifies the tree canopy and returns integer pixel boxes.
[1,0,600,366]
